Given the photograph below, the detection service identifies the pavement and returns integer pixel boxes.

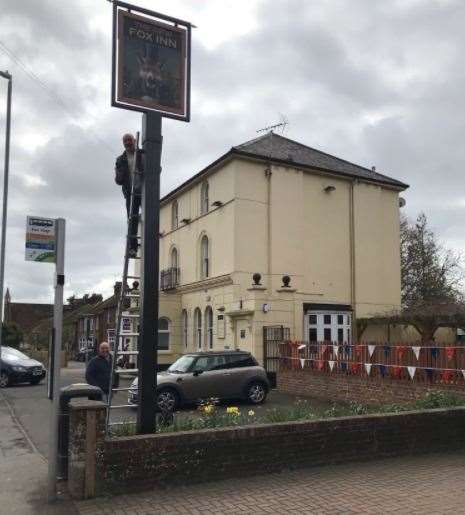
[2,361,465,514]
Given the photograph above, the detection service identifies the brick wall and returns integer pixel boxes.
[278,369,465,404]
[68,402,465,498]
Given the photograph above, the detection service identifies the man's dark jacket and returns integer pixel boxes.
[115,150,144,198]
[85,355,117,395]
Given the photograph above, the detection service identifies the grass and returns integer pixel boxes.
[110,391,465,437]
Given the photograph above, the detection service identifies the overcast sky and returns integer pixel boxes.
[0,0,464,303]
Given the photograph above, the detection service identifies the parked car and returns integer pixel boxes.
[128,351,269,410]
[0,346,46,387]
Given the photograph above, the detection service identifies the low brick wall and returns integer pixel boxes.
[67,401,465,498]
[278,369,465,404]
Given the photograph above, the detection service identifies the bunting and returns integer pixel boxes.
[333,345,339,357]
[368,345,376,358]
[396,346,407,359]
[341,362,347,371]
[379,365,387,377]
[328,360,335,371]
[300,358,305,369]
[411,346,421,360]
[317,360,325,371]
[442,370,454,382]
[407,366,416,380]
[425,368,434,381]
[393,366,403,379]
[462,370,465,380]
[431,347,440,359]
[355,344,364,355]
[351,363,361,374]
[446,347,455,360]
[383,345,391,357]
[364,363,372,375]
[320,344,328,356]
[297,344,306,350]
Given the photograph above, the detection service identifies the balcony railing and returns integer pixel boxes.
[160,267,180,291]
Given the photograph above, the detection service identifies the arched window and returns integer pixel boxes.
[182,310,188,350]
[171,200,178,230]
[205,306,213,350]
[194,308,202,350]
[200,235,209,279]
[158,317,170,350]
[171,247,178,268]
[200,181,209,215]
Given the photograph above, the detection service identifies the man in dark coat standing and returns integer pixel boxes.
[85,341,117,401]
[115,133,144,257]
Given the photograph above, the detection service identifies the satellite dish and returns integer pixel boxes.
[399,197,406,208]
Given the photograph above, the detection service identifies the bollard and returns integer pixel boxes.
[57,383,102,480]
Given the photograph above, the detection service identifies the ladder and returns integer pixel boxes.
[105,137,143,434]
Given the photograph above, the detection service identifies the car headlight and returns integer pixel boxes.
[12,366,26,372]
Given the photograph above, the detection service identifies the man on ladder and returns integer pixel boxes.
[115,133,143,257]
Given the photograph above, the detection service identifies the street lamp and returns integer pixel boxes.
[0,71,12,384]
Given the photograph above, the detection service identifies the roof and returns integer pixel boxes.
[233,132,408,189]
[161,133,408,204]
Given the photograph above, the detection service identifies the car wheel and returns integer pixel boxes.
[156,388,179,412]
[246,382,267,404]
[0,372,9,388]
[30,378,42,385]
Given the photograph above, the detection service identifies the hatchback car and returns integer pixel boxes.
[0,346,46,387]
[128,351,269,411]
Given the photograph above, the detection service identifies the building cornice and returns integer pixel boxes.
[173,274,233,294]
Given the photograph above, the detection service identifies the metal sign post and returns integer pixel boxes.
[137,112,161,433]
[46,218,65,501]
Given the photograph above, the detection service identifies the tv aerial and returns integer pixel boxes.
[257,114,289,135]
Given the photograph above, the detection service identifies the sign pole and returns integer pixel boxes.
[48,218,65,502]
[0,71,12,379]
[137,112,161,434]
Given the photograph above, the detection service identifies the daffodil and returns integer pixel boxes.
[226,406,240,415]
[248,410,255,416]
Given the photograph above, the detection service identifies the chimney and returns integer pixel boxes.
[114,281,122,296]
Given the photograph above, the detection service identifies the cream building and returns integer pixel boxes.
[140,132,408,366]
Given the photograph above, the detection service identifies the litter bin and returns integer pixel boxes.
[58,383,103,479]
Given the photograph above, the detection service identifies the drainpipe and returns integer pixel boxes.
[265,164,272,283]
[349,180,357,341]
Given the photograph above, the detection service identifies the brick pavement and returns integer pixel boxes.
[77,452,465,514]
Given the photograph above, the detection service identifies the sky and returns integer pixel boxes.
[0,0,464,303]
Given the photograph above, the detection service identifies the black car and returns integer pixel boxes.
[0,346,46,387]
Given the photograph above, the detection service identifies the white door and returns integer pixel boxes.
[235,319,252,352]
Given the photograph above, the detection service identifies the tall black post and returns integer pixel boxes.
[137,112,162,434]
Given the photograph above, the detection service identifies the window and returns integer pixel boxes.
[171,247,178,269]
[225,353,258,369]
[182,310,188,349]
[200,235,209,279]
[194,308,202,350]
[305,311,352,343]
[200,181,209,215]
[158,317,170,350]
[205,306,213,350]
[171,200,178,230]
[192,354,227,372]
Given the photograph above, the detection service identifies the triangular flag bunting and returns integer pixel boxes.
[364,363,372,375]
[300,358,305,369]
[407,366,416,380]
[328,360,335,371]
[412,346,421,360]
[462,370,465,380]
[368,345,376,358]
[333,345,339,357]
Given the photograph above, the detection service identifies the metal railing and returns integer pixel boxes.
[160,267,180,290]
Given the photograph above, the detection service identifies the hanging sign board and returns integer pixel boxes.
[112,2,191,121]
[25,216,56,263]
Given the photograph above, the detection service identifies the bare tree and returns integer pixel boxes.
[401,213,463,308]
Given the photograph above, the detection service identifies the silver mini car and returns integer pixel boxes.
[128,351,270,411]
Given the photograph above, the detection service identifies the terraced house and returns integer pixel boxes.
[140,132,408,366]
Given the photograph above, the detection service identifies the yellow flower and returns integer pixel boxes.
[248,410,255,416]
[226,406,240,415]
[201,404,214,414]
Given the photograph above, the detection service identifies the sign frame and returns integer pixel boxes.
[111,0,191,121]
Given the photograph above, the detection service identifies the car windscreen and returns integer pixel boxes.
[0,347,29,363]
[168,354,196,373]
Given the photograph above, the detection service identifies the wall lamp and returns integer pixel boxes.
[323,185,336,193]
[181,217,191,224]
[212,200,223,207]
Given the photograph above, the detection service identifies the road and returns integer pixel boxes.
[1,361,324,457]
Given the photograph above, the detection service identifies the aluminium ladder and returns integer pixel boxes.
[105,139,143,434]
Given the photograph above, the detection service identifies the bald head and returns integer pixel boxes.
[122,133,135,153]
[99,341,110,358]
